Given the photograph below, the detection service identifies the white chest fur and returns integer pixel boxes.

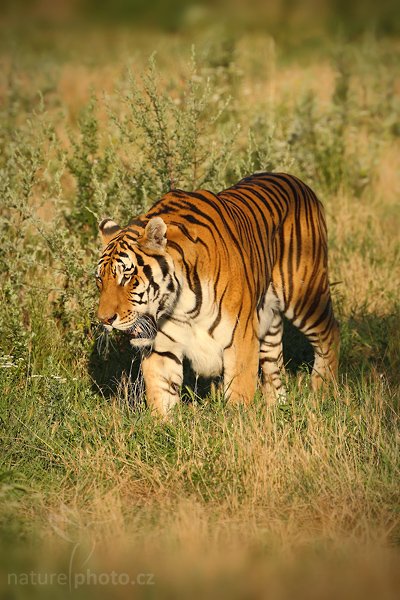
[184,322,224,377]
[153,277,235,377]
[155,317,228,378]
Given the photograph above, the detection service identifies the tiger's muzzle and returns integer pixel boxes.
[125,314,158,347]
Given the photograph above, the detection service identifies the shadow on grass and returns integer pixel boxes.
[88,333,141,398]
[283,306,400,388]
[339,307,400,386]
[88,307,400,403]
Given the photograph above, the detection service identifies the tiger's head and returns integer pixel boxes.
[96,216,179,347]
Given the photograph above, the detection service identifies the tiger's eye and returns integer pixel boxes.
[120,274,131,285]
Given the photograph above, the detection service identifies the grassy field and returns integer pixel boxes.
[0,6,400,599]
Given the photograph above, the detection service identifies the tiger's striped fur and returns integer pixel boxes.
[96,172,339,415]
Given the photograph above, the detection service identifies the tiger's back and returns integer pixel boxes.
[96,172,339,414]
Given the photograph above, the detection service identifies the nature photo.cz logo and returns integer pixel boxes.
[7,541,155,590]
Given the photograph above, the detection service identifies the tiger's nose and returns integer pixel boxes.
[99,313,117,326]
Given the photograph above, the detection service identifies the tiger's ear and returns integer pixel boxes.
[99,219,121,246]
[137,217,167,254]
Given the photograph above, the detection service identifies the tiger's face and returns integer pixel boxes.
[96,217,178,347]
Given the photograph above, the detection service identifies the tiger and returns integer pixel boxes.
[96,172,340,416]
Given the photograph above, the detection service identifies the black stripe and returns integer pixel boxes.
[152,254,170,277]
[158,328,177,343]
[225,302,244,350]
[237,183,285,221]
[167,240,191,280]
[260,356,280,364]
[189,191,245,259]
[300,299,331,333]
[187,261,202,317]
[287,225,294,305]
[208,285,228,336]
[260,339,282,348]
[153,350,182,365]
[143,264,152,281]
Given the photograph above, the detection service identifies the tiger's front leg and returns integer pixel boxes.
[222,332,259,405]
[141,350,183,416]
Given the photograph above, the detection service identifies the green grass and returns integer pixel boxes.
[0,15,400,600]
